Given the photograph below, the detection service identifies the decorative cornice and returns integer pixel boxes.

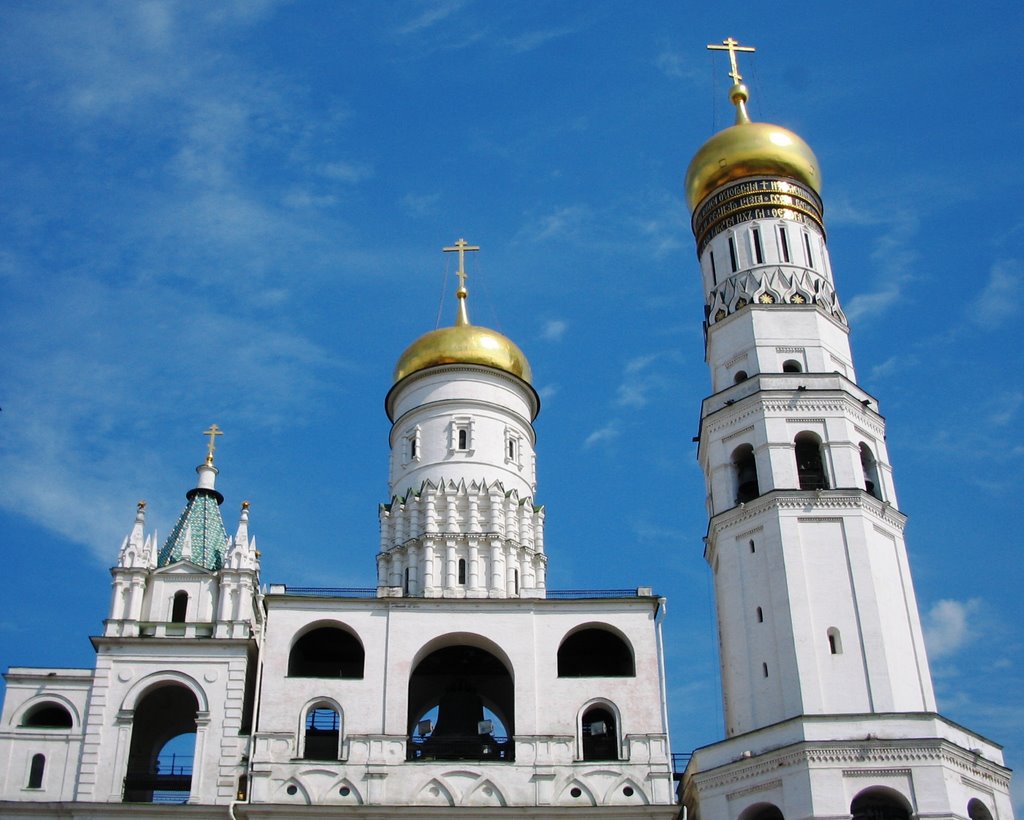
[708,490,907,537]
[690,738,1011,793]
[705,269,846,327]
[702,392,885,440]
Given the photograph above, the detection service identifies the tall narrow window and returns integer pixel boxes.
[27,754,45,789]
[827,627,843,655]
[508,440,515,459]
[728,236,738,272]
[171,591,188,623]
[762,662,769,678]
[514,569,520,595]
[756,606,763,623]
[710,250,718,283]
[581,705,618,761]
[860,443,882,500]
[752,228,764,264]
[779,226,791,262]
[410,438,418,459]
[458,429,468,450]
[458,558,467,585]
[404,567,411,595]
[795,433,829,490]
[804,232,814,268]
[733,444,759,504]
[303,705,341,760]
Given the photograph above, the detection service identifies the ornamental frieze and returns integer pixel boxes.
[705,268,846,327]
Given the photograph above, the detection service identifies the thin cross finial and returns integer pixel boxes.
[442,237,480,294]
[707,36,756,84]
[202,424,223,465]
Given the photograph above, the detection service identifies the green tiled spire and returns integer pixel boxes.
[158,428,229,571]
[158,489,228,570]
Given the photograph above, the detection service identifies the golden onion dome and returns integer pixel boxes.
[393,286,532,385]
[684,82,821,212]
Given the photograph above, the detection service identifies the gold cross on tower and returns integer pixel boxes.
[707,36,756,84]
[202,424,223,466]
[443,237,480,295]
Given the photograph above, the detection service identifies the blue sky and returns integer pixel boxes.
[1,0,1021,809]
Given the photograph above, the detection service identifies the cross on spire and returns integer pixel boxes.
[707,36,756,84]
[202,424,223,466]
[443,237,480,294]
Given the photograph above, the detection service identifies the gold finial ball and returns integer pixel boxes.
[242,500,250,510]
[393,324,532,385]
[729,83,749,105]
[684,117,821,212]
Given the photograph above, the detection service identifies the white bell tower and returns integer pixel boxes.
[681,38,1014,820]
[378,239,546,599]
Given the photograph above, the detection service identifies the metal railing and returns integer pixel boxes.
[407,735,513,762]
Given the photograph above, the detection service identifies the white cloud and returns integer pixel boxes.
[505,26,579,54]
[971,260,1020,328]
[322,161,374,184]
[537,384,559,401]
[988,391,1024,427]
[843,287,903,323]
[396,0,469,36]
[923,598,982,660]
[402,192,441,216]
[540,319,567,341]
[583,422,619,449]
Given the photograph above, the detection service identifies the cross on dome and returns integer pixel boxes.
[443,237,480,296]
[707,36,756,84]
[203,424,223,466]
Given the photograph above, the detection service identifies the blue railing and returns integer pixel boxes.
[277,587,648,599]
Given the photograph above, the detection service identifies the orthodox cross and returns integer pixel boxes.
[443,237,480,292]
[707,37,756,84]
[203,424,223,465]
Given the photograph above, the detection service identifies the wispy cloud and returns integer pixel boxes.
[505,25,579,54]
[584,422,620,449]
[402,192,442,216]
[396,0,470,36]
[322,161,374,184]
[971,260,1020,328]
[540,319,567,341]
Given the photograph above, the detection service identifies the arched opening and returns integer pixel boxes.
[734,370,748,383]
[557,627,635,677]
[458,558,467,585]
[827,627,843,655]
[458,428,468,450]
[123,684,198,803]
[407,644,514,762]
[968,798,995,820]
[171,591,188,623]
[782,359,803,373]
[860,443,882,499]
[795,433,828,490]
[303,703,341,760]
[733,443,759,503]
[288,625,365,678]
[22,702,73,728]
[851,786,912,820]
[27,754,45,789]
[581,704,618,761]
[739,803,785,820]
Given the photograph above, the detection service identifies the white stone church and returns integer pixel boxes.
[0,43,1014,820]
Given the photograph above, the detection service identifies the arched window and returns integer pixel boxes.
[303,704,341,760]
[123,684,198,804]
[795,433,828,490]
[558,628,635,677]
[733,444,759,503]
[860,443,882,499]
[827,627,843,655]
[171,591,188,623]
[851,787,912,820]
[739,803,784,820]
[782,359,803,373]
[288,626,365,678]
[21,702,73,728]
[458,428,468,450]
[407,644,514,762]
[968,798,995,820]
[581,705,618,761]
[27,754,45,789]
[734,370,748,383]
[458,559,467,585]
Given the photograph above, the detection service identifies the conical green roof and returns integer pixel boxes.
[158,488,228,571]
